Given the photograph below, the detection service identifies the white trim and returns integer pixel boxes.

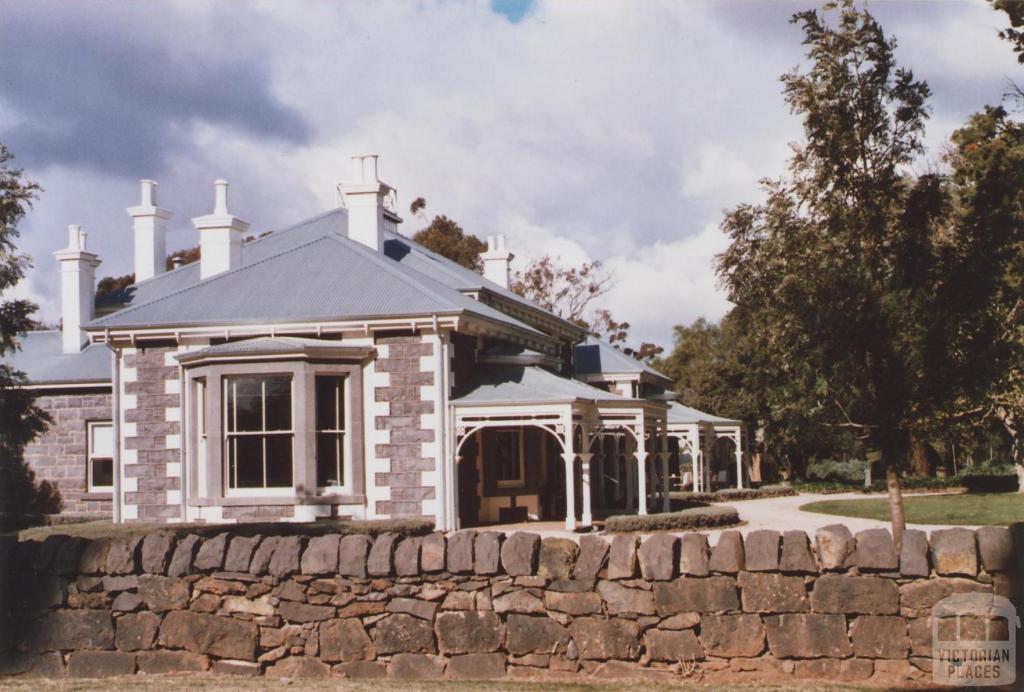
[86,420,114,492]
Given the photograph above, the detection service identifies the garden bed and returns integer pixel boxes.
[604,503,740,533]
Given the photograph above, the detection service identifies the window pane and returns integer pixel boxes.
[229,435,264,488]
[264,376,292,431]
[90,423,113,456]
[265,435,293,487]
[92,459,113,488]
[315,376,342,430]
[317,432,343,486]
[229,377,262,432]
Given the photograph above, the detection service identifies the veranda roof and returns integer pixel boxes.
[667,401,741,425]
[452,365,639,406]
[6,331,110,385]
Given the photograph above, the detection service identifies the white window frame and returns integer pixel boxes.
[86,420,114,493]
[494,428,525,489]
[223,374,296,497]
[316,374,352,494]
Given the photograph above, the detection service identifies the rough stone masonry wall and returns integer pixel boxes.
[122,346,181,522]
[373,334,436,518]
[0,525,1021,684]
[21,390,113,516]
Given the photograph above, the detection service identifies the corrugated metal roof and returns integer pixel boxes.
[5,331,111,385]
[89,233,544,334]
[186,336,347,355]
[452,365,634,405]
[667,401,741,425]
[574,334,671,383]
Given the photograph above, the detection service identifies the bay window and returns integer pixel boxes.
[315,375,347,488]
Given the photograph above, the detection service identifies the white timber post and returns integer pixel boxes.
[579,452,593,528]
[734,431,743,489]
[624,435,635,511]
[636,418,648,516]
[563,411,576,531]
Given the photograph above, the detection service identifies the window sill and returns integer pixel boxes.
[190,494,366,507]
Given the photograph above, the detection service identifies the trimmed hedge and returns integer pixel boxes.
[793,472,1019,495]
[672,485,798,503]
[605,504,740,533]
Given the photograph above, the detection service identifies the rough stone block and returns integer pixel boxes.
[898,577,991,617]
[929,528,978,577]
[851,528,898,571]
[138,574,190,613]
[320,618,374,662]
[367,532,398,577]
[538,538,578,580]
[140,532,176,574]
[698,614,766,657]
[436,611,504,654]
[474,532,503,575]
[446,653,506,679]
[0,652,65,678]
[744,530,781,572]
[679,533,710,576]
[811,574,898,615]
[597,580,656,615]
[266,656,331,678]
[213,660,261,676]
[223,535,261,573]
[248,536,280,575]
[573,535,609,581]
[569,617,641,660]
[394,536,422,577]
[269,535,304,578]
[654,576,739,616]
[506,614,570,655]
[278,600,335,623]
[899,529,930,577]
[25,609,114,651]
[373,613,436,654]
[193,533,230,572]
[447,531,476,574]
[301,534,340,575]
[387,597,438,620]
[420,532,446,573]
[105,537,141,575]
[493,589,544,614]
[167,534,200,577]
[764,613,853,658]
[659,612,700,630]
[850,615,909,659]
[67,651,136,678]
[78,538,111,575]
[158,610,259,661]
[638,534,678,581]
[115,611,161,651]
[387,653,446,679]
[780,531,817,574]
[605,536,640,582]
[815,524,854,571]
[53,537,88,577]
[338,534,372,578]
[501,532,540,576]
[975,526,1012,573]
[334,661,387,678]
[644,628,703,662]
[708,531,744,574]
[737,572,808,613]
[544,590,602,616]
[136,650,210,674]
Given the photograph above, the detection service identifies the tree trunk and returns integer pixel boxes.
[994,407,1024,494]
[909,432,930,477]
[879,432,906,547]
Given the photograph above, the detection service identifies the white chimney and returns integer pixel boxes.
[192,179,249,280]
[481,234,514,289]
[53,225,100,354]
[339,155,401,251]
[126,179,172,282]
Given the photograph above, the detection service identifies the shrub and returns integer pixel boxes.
[807,459,869,484]
[791,481,862,495]
[604,504,740,533]
[673,486,797,503]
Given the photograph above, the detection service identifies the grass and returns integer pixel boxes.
[799,492,1024,526]
[11,517,435,542]
[0,677,873,691]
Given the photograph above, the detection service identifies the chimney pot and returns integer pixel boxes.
[214,179,229,215]
[170,255,184,269]
[140,179,157,206]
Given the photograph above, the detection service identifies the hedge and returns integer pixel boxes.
[793,472,1019,495]
[604,504,740,533]
[672,485,797,503]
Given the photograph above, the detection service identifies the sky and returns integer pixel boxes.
[1,0,1020,349]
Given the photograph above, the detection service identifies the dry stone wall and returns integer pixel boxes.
[1,525,1021,684]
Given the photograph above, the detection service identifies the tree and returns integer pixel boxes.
[0,144,56,528]
[991,0,1024,63]
[715,1,972,543]
[412,215,487,272]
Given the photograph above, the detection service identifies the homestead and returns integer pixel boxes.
[9,157,749,531]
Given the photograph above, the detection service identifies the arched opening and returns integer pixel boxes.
[710,436,738,489]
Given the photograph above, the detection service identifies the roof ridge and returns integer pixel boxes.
[90,235,336,326]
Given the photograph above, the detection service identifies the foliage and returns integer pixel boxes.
[604,504,739,533]
[800,493,1024,526]
[672,486,797,503]
[0,144,57,529]
[807,459,869,485]
[412,214,487,272]
[511,255,612,325]
[991,0,1024,63]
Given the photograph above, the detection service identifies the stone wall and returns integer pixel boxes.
[22,389,113,516]
[1,525,1021,684]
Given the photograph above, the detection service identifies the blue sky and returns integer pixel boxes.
[1,0,1020,347]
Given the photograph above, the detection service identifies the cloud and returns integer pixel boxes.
[2,0,1020,349]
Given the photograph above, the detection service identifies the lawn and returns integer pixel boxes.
[0,676,873,692]
[799,492,1024,526]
